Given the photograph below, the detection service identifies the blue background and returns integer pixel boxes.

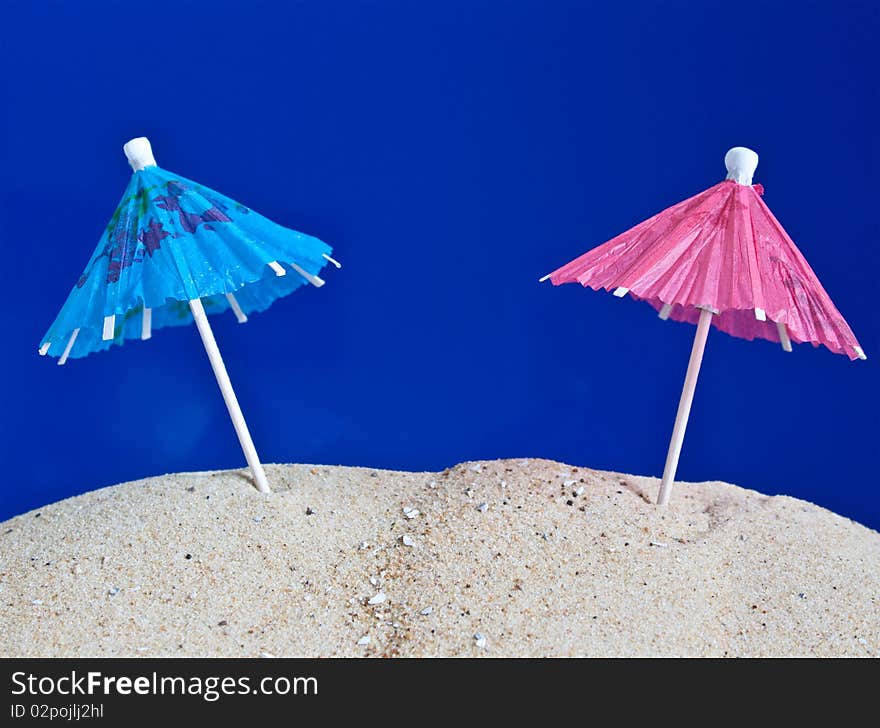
[1,1,877,527]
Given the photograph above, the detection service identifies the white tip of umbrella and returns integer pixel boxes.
[268,261,287,277]
[725,147,759,186]
[290,262,325,288]
[854,346,867,360]
[58,328,80,366]
[123,137,157,172]
[39,342,50,356]
[225,293,248,323]
[754,307,767,321]
[613,286,629,298]
[658,303,672,320]
[322,253,342,268]
[539,273,551,283]
[102,314,115,341]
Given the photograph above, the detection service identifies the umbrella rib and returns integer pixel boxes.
[290,262,325,288]
[141,307,152,340]
[57,328,80,366]
[776,321,792,352]
[225,293,248,323]
[102,315,115,341]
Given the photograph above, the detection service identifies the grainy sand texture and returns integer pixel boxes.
[1,459,877,657]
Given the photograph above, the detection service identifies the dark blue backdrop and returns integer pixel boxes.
[1,1,877,527]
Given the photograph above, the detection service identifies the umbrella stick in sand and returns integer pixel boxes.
[39,137,342,494]
[189,296,270,493]
[657,305,713,506]
[542,147,866,506]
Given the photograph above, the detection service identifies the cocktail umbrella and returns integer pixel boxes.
[542,147,865,506]
[39,137,340,494]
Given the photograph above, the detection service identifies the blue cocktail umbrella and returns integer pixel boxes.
[39,137,340,493]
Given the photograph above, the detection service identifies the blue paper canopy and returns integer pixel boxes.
[40,139,335,362]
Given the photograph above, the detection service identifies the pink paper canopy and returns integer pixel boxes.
[549,179,864,360]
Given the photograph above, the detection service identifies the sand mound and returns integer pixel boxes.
[1,459,877,657]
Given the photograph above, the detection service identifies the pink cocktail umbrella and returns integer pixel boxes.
[542,147,866,506]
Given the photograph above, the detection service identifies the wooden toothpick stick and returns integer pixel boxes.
[657,307,714,506]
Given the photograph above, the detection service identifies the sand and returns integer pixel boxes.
[1,459,877,657]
